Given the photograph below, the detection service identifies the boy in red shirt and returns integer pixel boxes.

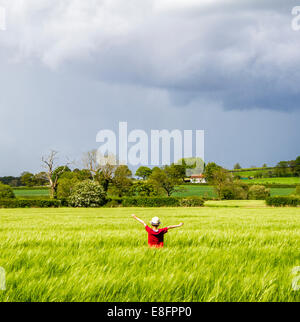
[132,214,184,248]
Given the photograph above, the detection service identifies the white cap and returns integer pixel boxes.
[151,217,161,225]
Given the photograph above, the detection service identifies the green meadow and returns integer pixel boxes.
[0,204,299,302]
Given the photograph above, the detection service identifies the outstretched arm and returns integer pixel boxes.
[167,223,184,230]
[131,214,147,227]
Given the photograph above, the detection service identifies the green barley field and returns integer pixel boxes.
[0,204,299,302]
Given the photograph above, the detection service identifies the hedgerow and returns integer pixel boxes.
[266,196,300,207]
[0,199,61,208]
[121,196,204,207]
[0,196,204,208]
[0,183,15,199]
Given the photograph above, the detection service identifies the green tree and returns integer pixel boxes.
[74,169,92,181]
[294,156,300,177]
[0,176,21,187]
[20,172,35,187]
[57,177,80,199]
[131,181,160,197]
[135,166,152,180]
[52,166,71,182]
[111,165,133,197]
[203,162,222,183]
[34,172,48,186]
[168,164,186,182]
[210,168,233,198]
[274,161,289,177]
[0,183,15,199]
[149,166,181,196]
[234,163,242,170]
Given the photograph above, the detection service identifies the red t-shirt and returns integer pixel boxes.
[145,225,168,247]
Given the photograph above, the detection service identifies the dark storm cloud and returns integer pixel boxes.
[1,0,300,112]
[0,1,299,175]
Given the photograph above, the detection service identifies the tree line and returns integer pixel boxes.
[0,152,299,202]
[232,156,300,178]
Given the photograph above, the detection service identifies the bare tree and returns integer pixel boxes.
[42,150,70,199]
[82,150,98,179]
[82,150,118,192]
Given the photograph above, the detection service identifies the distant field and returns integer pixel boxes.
[270,188,296,196]
[233,170,264,177]
[242,177,300,185]
[13,189,50,198]
[174,185,295,198]
[174,186,216,198]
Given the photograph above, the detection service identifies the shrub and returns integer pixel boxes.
[235,186,248,200]
[68,180,107,207]
[0,183,15,199]
[220,183,248,200]
[131,181,160,197]
[179,197,204,207]
[0,199,61,208]
[266,196,300,207]
[248,185,270,200]
[219,186,235,200]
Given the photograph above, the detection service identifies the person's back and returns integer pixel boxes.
[145,225,168,247]
[132,215,184,248]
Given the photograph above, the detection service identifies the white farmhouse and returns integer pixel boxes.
[190,174,206,184]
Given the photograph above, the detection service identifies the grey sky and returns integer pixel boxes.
[0,0,299,176]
